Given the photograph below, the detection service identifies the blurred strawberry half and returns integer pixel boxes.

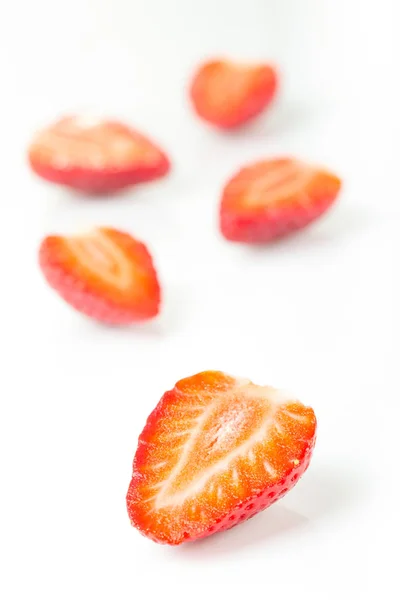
[39,227,161,324]
[28,116,170,193]
[190,59,278,129]
[220,157,342,243]
[127,370,316,545]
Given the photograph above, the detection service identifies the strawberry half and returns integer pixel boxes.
[190,59,278,129]
[127,370,316,545]
[220,157,342,243]
[28,116,170,193]
[39,227,161,324]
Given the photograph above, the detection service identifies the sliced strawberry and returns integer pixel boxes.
[28,116,170,193]
[220,157,342,243]
[39,227,161,324]
[127,370,316,545]
[190,59,278,129]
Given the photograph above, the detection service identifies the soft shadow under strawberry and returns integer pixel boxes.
[174,463,369,557]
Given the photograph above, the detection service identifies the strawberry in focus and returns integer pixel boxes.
[220,157,342,243]
[127,370,316,545]
[190,59,278,129]
[39,227,161,324]
[28,116,170,193]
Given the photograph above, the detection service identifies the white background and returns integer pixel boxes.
[1,1,399,598]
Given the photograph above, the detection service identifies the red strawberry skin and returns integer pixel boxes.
[220,158,342,243]
[28,117,170,194]
[30,156,170,194]
[39,227,161,325]
[127,371,317,545]
[190,60,278,129]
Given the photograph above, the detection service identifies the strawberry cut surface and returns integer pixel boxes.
[190,59,278,129]
[126,371,316,545]
[220,157,342,243]
[28,116,170,193]
[39,227,161,324]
